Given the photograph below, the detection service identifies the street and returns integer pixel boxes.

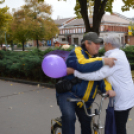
[0,80,134,134]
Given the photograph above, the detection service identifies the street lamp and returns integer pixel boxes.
[5,18,12,49]
[5,31,7,48]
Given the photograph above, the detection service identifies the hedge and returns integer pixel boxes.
[0,46,74,84]
[0,45,133,84]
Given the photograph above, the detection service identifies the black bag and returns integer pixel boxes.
[55,77,82,93]
[55,79,72,93]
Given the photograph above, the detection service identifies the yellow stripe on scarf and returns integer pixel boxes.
[75,47,102,64]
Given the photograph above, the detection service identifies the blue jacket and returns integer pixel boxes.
[59,47,112,108]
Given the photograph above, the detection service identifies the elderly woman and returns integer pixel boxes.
[67,35,134,134]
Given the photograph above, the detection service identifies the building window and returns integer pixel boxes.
[101,26,104,31]
[60,30,62,34]
[84,28,86,32]
[78,28,81,33]
[65,30,68,34]
[73,38,79,45]
[76,29,77,33]
[62,38,66,41]
[82,28,84,33]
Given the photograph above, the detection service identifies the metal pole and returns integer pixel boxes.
[5,32,7,49]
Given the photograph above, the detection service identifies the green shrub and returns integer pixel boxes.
[99,48,105,56]
[17,43,22,47]
[0,45,133,83]
[0,47,75,83]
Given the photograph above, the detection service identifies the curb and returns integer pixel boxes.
[0,77,133,88]
[0,77,55,88]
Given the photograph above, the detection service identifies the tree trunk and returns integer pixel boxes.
[22,42,25,51]
[93,0,108,35]
[78,0,108,35]
[11,41,14,51]
[36,39,39,49]
[78,0,92,32]
[93,0,102,35]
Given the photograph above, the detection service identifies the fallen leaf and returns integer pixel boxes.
[37,84,40,87]
[8,107,12,109]
[10,84,13,86]
[50,105,53,108]
[129,118,132,121]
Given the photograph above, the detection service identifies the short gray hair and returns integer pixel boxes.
[104,35,121,48]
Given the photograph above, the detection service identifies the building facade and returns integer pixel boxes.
[54,13,132,46]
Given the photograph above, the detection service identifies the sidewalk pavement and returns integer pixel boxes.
[0,79,134,134]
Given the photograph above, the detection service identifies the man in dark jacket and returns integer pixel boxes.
[56,32,116,134]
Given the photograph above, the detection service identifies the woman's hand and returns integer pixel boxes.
[106,90,116,97]
[67,68,75,75]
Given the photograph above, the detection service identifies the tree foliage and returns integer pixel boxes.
[8,0,59,50]
[0,0,13,48]
[0,5,12,29]
[10,13,30,51]
[23,0,59,42]
[0,27,5,46]
[0,0,5,4]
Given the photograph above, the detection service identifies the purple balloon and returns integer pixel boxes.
[42,55,67,78]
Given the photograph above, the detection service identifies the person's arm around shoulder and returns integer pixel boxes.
[74,47,116,72]
[67,65,113,81]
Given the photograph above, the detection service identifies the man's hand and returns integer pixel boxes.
[106,90,116,97]
[103,58,117,67]
[67,68,75,75]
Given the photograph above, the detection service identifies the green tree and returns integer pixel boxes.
[0,27,5,47]
[59,0,134,35]
[0,0,5,4]
[0,4,12,29]
[22,0,59,48]
[10,18,29,51]
[0,0,13,50]
[6,20,14,51]
[10,9,30,51]
[9,0,58,50]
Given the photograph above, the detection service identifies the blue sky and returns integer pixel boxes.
[0,0,134,19]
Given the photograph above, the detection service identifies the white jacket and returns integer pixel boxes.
[74,48,134,111]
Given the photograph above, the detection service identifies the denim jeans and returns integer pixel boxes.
[57,92,92,134]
